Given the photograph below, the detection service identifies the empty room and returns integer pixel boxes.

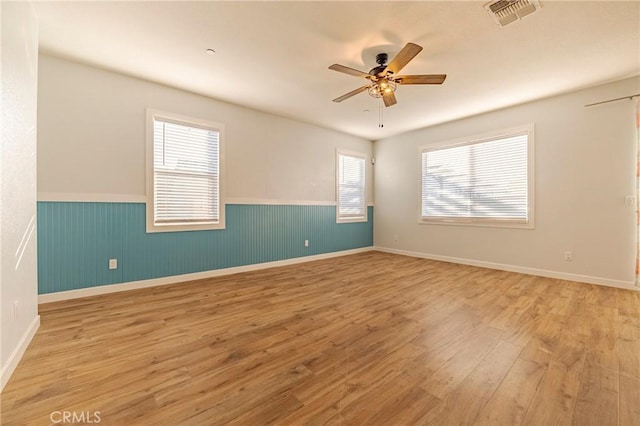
[2,1,640,424]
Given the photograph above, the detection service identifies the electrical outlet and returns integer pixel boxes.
[625,195,636,206]
[304,240,309,247]
[564,251,573,261]
[109,259,118,270]
[393,234,399,242]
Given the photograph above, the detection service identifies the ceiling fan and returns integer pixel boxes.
[329,42,446,107]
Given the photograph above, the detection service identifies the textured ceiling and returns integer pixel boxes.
[33,1,640,140]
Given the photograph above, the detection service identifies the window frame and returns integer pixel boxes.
[418,124,535,229]
[336,149,368,224]
[146,109,225,233]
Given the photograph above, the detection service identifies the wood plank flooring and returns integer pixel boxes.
[2,251,639,425]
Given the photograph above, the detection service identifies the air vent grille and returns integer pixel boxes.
[484,0,541,26]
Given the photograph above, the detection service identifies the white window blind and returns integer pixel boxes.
[337,153,366,222]
[153,119,220,225]
[421,132,529,223]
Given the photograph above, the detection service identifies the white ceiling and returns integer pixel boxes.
[33,1,640,140]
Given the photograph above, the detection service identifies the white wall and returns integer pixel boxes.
[37,54,372,203]
[1,1,40,390]
[374,77,639,288]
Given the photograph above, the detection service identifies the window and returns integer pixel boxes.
[146,110,224,232]
[420,125,533,227]
[337,150,367,223]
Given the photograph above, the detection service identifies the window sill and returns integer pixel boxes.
[337,217,368,224]
[146,221,226,233]
[418,218,533,230]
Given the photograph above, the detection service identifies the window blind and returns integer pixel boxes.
[338,153,366,220]
[421,133,529,222]
[153,119,220,225]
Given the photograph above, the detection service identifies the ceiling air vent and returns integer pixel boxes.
[484,0,541,26]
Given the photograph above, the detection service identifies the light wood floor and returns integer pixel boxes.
[2,252,639,425]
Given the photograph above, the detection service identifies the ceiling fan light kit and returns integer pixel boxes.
[367,78,397,99]
[329,42,446,108]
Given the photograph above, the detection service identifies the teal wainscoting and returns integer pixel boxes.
[37,202,373,294]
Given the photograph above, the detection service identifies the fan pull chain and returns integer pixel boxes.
[378,103,384,128]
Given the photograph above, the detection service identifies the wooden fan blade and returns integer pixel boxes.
[329,64,370,78]
[382,91,397,107]
[333,85,369,102]
[384,43,423,75]
[396,74,447,85]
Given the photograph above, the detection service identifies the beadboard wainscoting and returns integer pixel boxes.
[37,202,373,294]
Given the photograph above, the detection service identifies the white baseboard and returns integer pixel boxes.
[1,314,40,392]
[374,246,639,291]
[39,247,375,303]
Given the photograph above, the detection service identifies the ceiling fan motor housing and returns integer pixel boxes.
[369,53,389,76]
